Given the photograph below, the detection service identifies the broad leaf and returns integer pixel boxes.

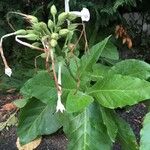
[114,114,138,150]
[101,41,119,60]
[66,91,94,113]
[13,98,30,108]
[78,36,111,78]
[91,63,110,81]
[100,107,118,142]
[110,59,150,80]
[18,98,61,145]
[63,103,112,150]
[140,112,150,150]
[20,70,76,104]
[87,74,150,108]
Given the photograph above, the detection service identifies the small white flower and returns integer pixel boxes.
[81,8,90,22]
[5,67,12,77]
[56,63,65,113]
[70,8,90,22]
[56,96,66,113]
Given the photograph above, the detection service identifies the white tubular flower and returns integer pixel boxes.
[5,67,12,77]
[70,8,90,22]
[65,0,70,12]
[56,93,65,113]
[56,63,65,113]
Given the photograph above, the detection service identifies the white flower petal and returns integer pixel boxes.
[56,99,65,113]
[81,8,90,22]
[5,67,12,77]
[70,8,90,22]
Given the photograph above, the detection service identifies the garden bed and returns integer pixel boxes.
[0,92,147,150]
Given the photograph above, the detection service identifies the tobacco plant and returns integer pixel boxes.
[1,3,150,150]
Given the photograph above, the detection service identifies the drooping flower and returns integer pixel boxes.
[56,63,66,113]
[70,8,90,22]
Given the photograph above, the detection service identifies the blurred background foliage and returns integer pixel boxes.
[0,0,149,91]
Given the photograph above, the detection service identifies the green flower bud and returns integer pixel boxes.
[48,19,54,29]
[32,23,42,32]
[51,33,59,40]
[57,12,68,25]
[67,13,77,21]
[50,5,57,16]
[39,22,51,35]
[50,39,57,47]
[15,29,27,35]
[24,34,39,41]
[41,53,46,58]
[59,29,69,37]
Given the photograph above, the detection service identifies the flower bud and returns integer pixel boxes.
[59,29,69,37]
[57,12,68,25]
[24,34,39,41]
[15,29,27,35]
[50,5,57,16]
[50,39,57,47]
[51,33,59,40]
[48,19,54,29]
[39,22,50,35]
[40,53,46,58]
[26,15,38,24]
[32,23,42,32]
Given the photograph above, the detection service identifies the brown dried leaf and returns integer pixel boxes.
[126,37,132,49]
[122,38,127,44]
[16,138,41,150]
[2,103,17,111]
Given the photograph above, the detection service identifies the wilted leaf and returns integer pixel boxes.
[2,103,17,111]
[16,138,41,150]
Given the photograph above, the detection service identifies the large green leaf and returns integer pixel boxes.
[101,41,119,60]
[78,36,111,78]
[114,114,138,150]
[20,70,77,104]
[90,63,110,81]
[66,91,94,113]
[18,98,61,145]
[140,112,150,150]
[63,103,112,150]
[87,74,150,108]
[110,59,150,80]
[100,107,118,142]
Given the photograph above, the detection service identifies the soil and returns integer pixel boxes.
[0,92,148,150]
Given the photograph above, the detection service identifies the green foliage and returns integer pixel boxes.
[140,112,150,150]
[1,2,150,150]
[18,98,61,145]
[63,103,112,150]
